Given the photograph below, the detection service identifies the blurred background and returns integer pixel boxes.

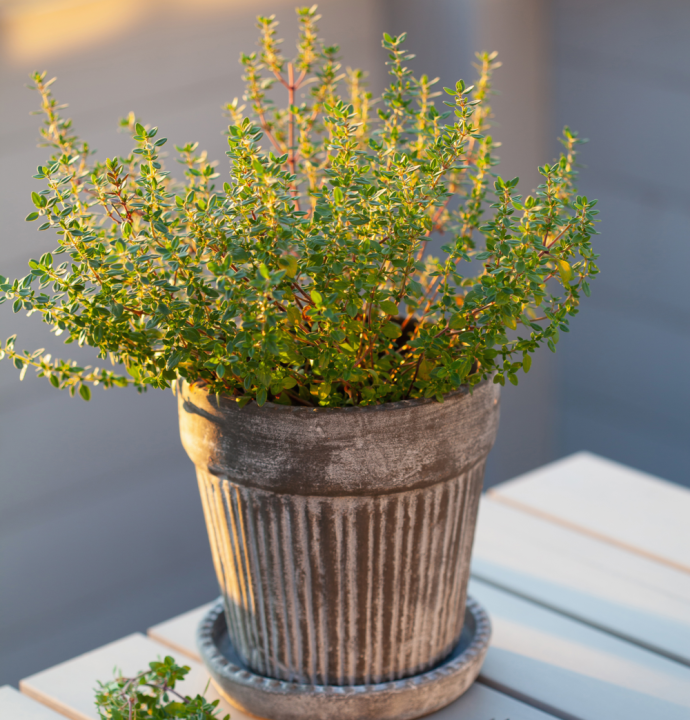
[1,0,688,685]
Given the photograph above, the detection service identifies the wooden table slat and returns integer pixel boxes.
[19,634,239,720]
[489,452,690,573]
[148,601,215,663]
[148,579,690,720]
[147,606,559,719]
[0,686,67,720]
[472,496,690,665]
[19,629,557,720]
[470,578,690,720]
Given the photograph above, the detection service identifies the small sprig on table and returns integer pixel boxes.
[94,656,229,720]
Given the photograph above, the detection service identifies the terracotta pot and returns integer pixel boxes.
[178,379,500,686]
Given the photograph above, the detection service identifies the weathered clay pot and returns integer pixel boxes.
[178,378,500,687]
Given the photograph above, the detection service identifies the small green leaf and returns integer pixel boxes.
[379,300,398,315]
[310,289,323,307]
[454,358,472,380]
[382,322,402,339]
[278,255,298,278]
[449,314,465,330]
[25,212,39,222]
[523,354,532,373]
[286,306,301,325]
[79,384,91,401]
[558,259,573,283]
[417,357,432,381]
[315,382,331,401]
[259,263,270,279]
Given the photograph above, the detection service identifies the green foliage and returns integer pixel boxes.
[94,655,228,720]
[0,6,599,406]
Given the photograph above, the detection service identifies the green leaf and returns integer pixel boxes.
[417,357,432,381]
[558,259,573,283]
[379,300,398,315]
[314,382,331,401]
[522,354,532,373]
[278,255,298,278]
[310,289,323,307]
[79,384,91,401]
[286,306,301,325]
[259,263,270,279]
[449,314,465,330]
[382,322,402,339]
[25,212,39,222]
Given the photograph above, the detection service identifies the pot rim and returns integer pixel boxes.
[180,375,493,415]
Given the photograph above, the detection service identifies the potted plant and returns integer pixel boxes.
[0,6,598,719]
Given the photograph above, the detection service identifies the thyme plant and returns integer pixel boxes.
[0,6,598,406]
[94,655,228,720]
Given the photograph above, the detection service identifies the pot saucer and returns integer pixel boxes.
[197,596,491,720]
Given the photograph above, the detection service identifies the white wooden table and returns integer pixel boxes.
[4,452,690,720]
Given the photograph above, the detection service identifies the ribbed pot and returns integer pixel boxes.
[178,379,500,686]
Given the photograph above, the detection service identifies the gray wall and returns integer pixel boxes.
[1,0,688,688]
[552,0,690,485]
